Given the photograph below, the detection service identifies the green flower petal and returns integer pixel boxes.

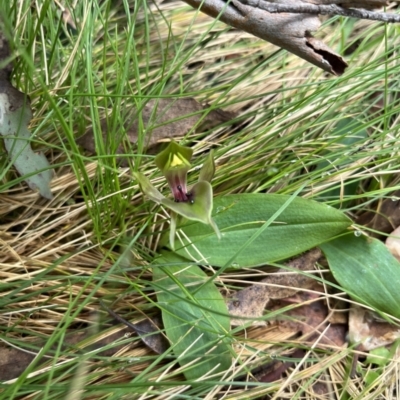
[161,181,213,224]
[133,171,165,203]
[198,150,215,183]
[163,181,221,243]
[155,140,193,174]
[155,140,193,202]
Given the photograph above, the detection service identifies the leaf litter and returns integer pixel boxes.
[0,312,167,381]
[228,242,400,384]
[226,248,347,383]
[100,300,168,355]
[386,225,400,262]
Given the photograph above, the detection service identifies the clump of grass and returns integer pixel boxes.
[1,0,400,398]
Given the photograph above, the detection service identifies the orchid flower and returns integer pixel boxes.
[133,140,220,249]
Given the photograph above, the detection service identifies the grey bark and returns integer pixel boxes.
[242,1,400,23]
[304,0,389,7]
[182,0,348,75]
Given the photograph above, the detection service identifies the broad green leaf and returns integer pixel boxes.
[321,234,400,319]
[364,370,380,387]
[170,194,351,267]
[153,253,231,380]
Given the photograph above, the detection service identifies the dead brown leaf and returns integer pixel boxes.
[348,305,400,352]
[0,325,124,381]
[0,28,13,81]
[0,345,37,382]
[385,225,400,262]
[270,289,347,347]
[54,0,77,30]
[310,380,330,397]
[226,248,347,349]
[77,97,236,157]
[227,248,322,326]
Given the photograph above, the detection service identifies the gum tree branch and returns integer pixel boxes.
[241,0,400,23]
[181,0,400,75]
[182,0,348,75]
[304,0,390,10]
[303,0,392,7]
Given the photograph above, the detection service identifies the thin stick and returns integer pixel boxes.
[240,0,400,23]
[99,300,148,334]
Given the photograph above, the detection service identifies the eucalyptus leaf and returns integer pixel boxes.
[0,91,53,199]
[170,194,351,267]
[153,253,231,380]
[321,234,400,319]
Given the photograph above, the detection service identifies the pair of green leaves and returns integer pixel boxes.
[151,192,353,380]
[153,194,400,380]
